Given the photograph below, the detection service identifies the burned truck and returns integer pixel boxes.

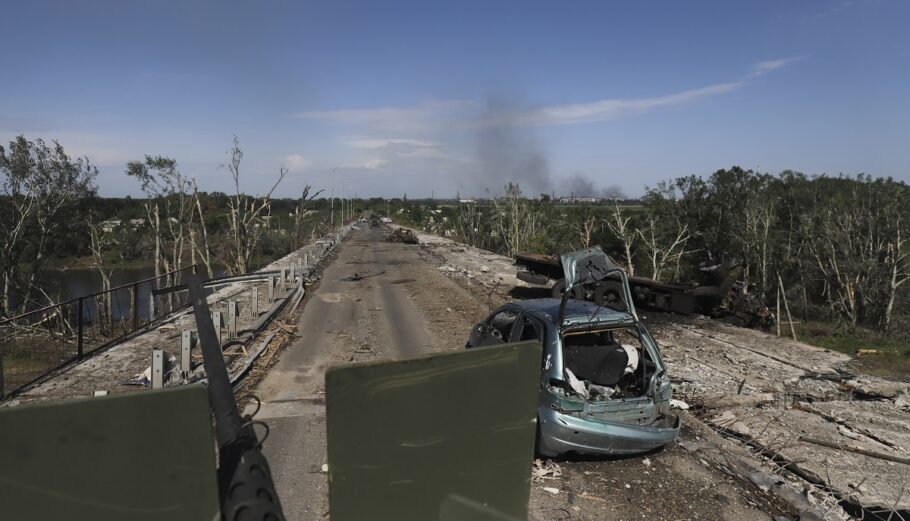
[515,251,696,315]
[515,250,773,327]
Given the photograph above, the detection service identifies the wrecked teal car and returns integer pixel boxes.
[467,247,680,456]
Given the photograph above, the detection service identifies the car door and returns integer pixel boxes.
[467,307,520,347]
[510,313,544,344]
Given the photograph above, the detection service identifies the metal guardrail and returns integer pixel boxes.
[0,265,197,398]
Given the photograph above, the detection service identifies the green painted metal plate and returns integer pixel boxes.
[326,341,541,521]
[0,386,219,521]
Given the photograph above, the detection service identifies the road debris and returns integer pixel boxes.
[532,459,562,482]
[388,228,419,244]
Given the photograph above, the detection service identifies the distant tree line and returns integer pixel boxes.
[635,168,910,335]
[5,133,907,337]
[396,168,910,336]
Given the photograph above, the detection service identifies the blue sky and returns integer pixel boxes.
[1,0,908,198]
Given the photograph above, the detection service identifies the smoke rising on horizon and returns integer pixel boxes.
[467,96,623,199]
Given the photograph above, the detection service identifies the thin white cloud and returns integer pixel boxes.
[283,153,313,171]
[343,137,437,150]
[395,147,450,160]
[291,100,475,134]
[364,158,387,169]
[747,56,806,78]
[513,82,745,126]
[293,57,804,135]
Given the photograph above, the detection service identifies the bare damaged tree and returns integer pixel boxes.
[744,198,776,295]
[454,201,492,250]
[490,183,543,257]
[0,137,97,317]
[86,217,113,335]
[804,201,882,328]
[636,212,691,282]
[190,178,214,278]
[604,198,636,276]
[577,210,600,249]
[292,186,323,250]
[224,136,287,274]
[126,156,194,312]
[880,221,910,333]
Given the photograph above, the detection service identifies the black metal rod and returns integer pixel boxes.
[0,264,195,326]
[131,283,139,331]
[76,298,84,359]
[186,273,286,520]
[185,274,242,447]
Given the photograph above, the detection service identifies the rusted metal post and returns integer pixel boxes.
[77,298,84,359]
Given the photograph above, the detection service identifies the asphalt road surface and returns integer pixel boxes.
[254,227,792,520]
[255,226,477,520]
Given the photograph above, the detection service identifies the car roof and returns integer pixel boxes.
[506,298,634,328]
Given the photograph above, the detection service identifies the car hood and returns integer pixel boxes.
[560,246,618,291]
[557,246,638,327]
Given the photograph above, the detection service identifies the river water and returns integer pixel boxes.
[8,265,225,321]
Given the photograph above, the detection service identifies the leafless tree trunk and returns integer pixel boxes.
[293,185,323,250]
[190,179,214,278]
[745,200,776,295]
[87,217,113,335]
[578,212,599,249]
[604,198,636,276]
[636,213,691,282]
[1,191,35,316]
[881,227,910,333]
[490,183,542,257]
[225,136,287,274]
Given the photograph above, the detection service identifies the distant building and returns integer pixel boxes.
[100,220,121,233]
[558,197,601,204]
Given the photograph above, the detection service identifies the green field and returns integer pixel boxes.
[798,321,910,380]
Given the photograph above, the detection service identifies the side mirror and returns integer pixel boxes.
[467,323,488,348]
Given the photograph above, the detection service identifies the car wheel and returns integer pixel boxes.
[550,279,585,300]
[593,282,627,311]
